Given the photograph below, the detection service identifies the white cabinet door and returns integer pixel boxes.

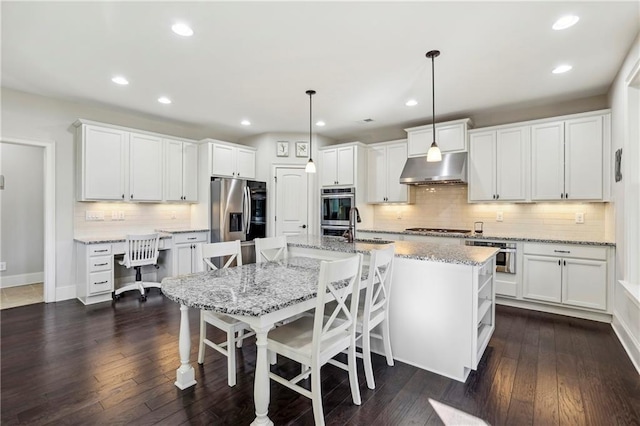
[83,125,128,200]
[407,128,432,157]
[407,121,468,157]
[175,244,195,276]
[211,144,236,177]
[523,255,562,303]
[531,121,565,200]
[562,258,607,310]
[320,149,338,186]
[182,142,198,201]
[236,147,256,179]
[565,116,603,200]
[386,143,409,202]
[367,146,386,203]
[165,139,184,201]
[496,126,528,201]
[468,131,496,201]
[336,146,355,185]
[129,133,163,201]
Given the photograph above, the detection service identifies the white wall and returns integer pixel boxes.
[0,88,234,298]
[0,143,44,287]
[608,32,640,373]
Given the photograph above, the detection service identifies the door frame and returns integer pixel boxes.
[271,164,310,237]
[0,137,56,303]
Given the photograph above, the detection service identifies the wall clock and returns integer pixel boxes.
[296,141,309,157]
[276,141,289,157]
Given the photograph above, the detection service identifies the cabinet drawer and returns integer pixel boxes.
[174,232,207,244]
[89,270,112,294]
[523,243,607,260]
[89,255,112,272]
[89,244,112,256]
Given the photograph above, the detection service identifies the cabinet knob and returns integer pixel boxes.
[564,260,566,266]
[561,193,564,199]
[565,193,568,199]
[558,260,561,265]
[130,194,133,199]
[122,194,125,199]
[492,194,496,199]
[496,194,499,200]
[300,224,307,229]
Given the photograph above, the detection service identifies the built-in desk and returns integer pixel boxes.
[74,229,208,305]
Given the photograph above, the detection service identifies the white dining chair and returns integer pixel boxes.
[254,236,288,263]
[113,233,160,302]
[266,253,363,425]
[325,244,395,389]
[196,240,255,387]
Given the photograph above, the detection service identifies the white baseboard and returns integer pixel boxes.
[496,297,612,323]
[612,311,640,375]
[55,285,76,302]
[0,272,44,288]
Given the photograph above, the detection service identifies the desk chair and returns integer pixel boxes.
[196,240,255,387]
[267,254,363,425]
[113,233,161,302]
[254,236,288,263]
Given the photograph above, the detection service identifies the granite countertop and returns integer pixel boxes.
[358,228,615,247]
[161,256,366,316]
[75,228,210,244]
[286,235,498,266]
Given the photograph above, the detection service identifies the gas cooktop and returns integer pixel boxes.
[405,228,472,234]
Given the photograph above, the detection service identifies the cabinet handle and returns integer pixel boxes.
[122,194,125,199]
[130,194,133,199]
[94,263,108,266]
[95,249,108,253]
[564,260,567,266]
[95,280,108,285]
[187,237,197,240]
[558,260,561,265]
[565,193,568,199]
[554,250,570,253]
[561,193,564,199]
[492,194,496,199]
[496,194,500,200]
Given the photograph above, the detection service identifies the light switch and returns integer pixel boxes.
[496,211,503,222]
[575,212,584,224]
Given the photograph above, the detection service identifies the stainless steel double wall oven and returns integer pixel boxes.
[320,187,355,236]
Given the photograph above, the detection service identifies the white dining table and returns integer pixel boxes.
[161,256,365,426]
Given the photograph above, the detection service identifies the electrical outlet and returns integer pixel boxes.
[575,212,585,224]
[0,262,6,271]
[396,210,402,220]
[111,211,118,220]
[118,211,125,220]
[171,211,177,219]
[496,211,503,222]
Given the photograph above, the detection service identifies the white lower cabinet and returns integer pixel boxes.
[523,243,608,311]
[166,232,208,276]
[76,243,115,305]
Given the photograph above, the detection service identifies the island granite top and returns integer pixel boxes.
[358,229,615,247]
[286,235,498,266]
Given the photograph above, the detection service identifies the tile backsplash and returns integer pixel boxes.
[74,202,191,238]
[373,185,612,241]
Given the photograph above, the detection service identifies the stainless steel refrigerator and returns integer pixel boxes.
[210,177,267,265]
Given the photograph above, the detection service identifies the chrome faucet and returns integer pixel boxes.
[342,207,361,243]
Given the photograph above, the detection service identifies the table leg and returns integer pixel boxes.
[174,304,197,390]
[250,324,274,426]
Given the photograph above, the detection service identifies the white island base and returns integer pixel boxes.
[289,245,496,383]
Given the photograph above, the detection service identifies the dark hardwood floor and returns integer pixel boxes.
[2,293,639,425]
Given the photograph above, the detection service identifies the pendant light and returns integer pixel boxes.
[426,50,442,162]
[305,89,317,173]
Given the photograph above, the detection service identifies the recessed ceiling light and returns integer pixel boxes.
[405,99,418,106]
[316,121,326,127]
[111,76,129,85]
[172,22,194,37]
[158,96,172,104]
[552,64,573,74]
[241,120,251,126]
[553,15,579,30]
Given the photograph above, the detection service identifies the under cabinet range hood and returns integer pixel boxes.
[399,152,468,185]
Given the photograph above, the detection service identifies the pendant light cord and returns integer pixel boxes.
[309,92,312,156]
[431,53,436,144]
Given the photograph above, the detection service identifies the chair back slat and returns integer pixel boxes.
[198,240,243,271]
[313,254,363,356]
[254,236,288,263]
[122,233,160,268]
[363,245,395,327]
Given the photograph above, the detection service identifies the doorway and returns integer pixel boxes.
[273,166,309,237]
[0,137,56,305]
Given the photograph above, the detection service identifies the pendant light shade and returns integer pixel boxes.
[426,50,442,163]
[305,89,317,173]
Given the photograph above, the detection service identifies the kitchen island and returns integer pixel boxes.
[286,235,498,382]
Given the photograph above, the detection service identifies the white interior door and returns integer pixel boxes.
[275,167,308,236]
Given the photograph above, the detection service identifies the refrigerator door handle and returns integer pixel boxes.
[245,186,252,235]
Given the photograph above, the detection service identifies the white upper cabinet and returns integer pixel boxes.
[367,140,412,203]
[469,126,529,202]
[531,113,608,201]
[78,124,128,201]
[210,141,256,179]
[320,145,355,187]
[405,118,472,157]
[165,139,198,202]
[77,123,163,202]
[129,132,163,202]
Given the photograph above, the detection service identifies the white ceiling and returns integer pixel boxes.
[2,1,638,142]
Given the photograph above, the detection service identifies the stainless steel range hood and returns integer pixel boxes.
[399,152,468,185]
